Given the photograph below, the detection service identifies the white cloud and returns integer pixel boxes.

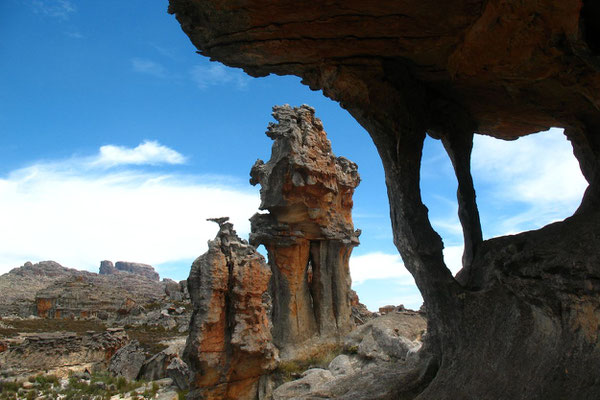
[443,245,464,275]
[131,58,167,78]
[350,252,414,285]
[190,63,249,90]
[350,246,463,285]
[29,0,75,19]
[472,128,587,235]
[0,144,259,275]
[91,140,186,167]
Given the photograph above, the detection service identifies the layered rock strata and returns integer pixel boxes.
[250,105,360,357]
[184,218,278,400]
[0,260,191,332]
[169,1,600,398]
[0,328,128,376]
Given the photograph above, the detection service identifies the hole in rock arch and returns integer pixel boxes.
[471,127,587,238]
[420,135,464,276]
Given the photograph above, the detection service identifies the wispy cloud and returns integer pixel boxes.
[29,0,75,19]
[131,58,167,78]
[190,63,249,90]
[91,140,186,168]
[65,31,84,39]
[0,143,259,275]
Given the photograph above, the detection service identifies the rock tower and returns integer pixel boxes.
[250,104,360,357]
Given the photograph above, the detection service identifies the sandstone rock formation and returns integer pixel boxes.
[250,104,360,357]
[169,1,600,398]
[0,260,190,331]
[100,260,160,281]
[35,268,164,320]
[0,261,87,317]
[0,328,128,377]
[184,218,278,400]
[272,312,427,400]
[108,340,147,381]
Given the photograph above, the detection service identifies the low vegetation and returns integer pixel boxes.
[0,372,152,400]
[124,324,182,354]
[0,318,106,337]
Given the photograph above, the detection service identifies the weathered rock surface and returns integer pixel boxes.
[108,339,146,381]
[249,105,360,358]
[0,328,128,377]
[99,260,160,281]
[115,261,160,281]
[167,357,191,391]
[0,260,191,331]
[350,289,374,325]
[345,312,425,362]
[184,218,278,400]
[271,312,428,399]
[0,261,87,317]
[169,1,600,398]
[273,369,334,400]
[139,337,186,382]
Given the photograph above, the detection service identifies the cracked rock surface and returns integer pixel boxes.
[184,218,278,400]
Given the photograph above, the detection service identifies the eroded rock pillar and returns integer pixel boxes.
[184,218,278,400]
[249,105,360,357]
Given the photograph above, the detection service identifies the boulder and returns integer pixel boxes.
[166,356,190,390]
[164,279,183,301]
[344,312,426,362]
[108,340,146,381]
[138,337,186,381]
[272,369,334,400]
[327,354,354,377]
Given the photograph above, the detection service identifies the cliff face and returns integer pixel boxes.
[169,1,600,399]
[250,105,360,358]
[184,218,277,400]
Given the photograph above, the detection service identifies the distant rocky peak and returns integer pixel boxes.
[9,260,73,277]
[98,260,159,281]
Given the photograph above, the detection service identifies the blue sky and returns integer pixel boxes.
[0,0,588,310]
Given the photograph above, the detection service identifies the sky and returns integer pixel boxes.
[0,0,588,310]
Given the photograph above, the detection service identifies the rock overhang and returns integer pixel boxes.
[168,0,600,139]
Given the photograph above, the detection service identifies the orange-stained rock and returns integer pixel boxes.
[184,218,278,400]
[250,105,360,358]
[36,298,54,318]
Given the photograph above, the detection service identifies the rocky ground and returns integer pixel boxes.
[0,260,195,398]
[0,257,426,400]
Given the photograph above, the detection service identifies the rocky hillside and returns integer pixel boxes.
[0,260,190,331]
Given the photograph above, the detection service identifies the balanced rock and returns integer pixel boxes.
[250,104,360,358]
[183,218,278,400]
